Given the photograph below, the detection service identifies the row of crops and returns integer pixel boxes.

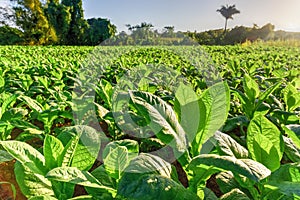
[0,45,299,199]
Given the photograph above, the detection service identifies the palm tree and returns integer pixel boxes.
[217,4,240,32]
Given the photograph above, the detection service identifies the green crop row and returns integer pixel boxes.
[0,45,299,199]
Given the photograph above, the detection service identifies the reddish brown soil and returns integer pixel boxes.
[206,174,223,197]
[0,160,26,200]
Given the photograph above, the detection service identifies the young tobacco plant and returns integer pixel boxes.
[210,130,300,199]
[0,125,101,200]
[232,74,281,120]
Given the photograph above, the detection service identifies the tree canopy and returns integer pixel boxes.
[217,4,240,32]
[0,0,117,45]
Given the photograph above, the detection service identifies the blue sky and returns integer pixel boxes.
[82,0,300,33]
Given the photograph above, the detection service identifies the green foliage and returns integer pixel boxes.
[11,0,57,44]
[191,81,230,156]
[85,18,117,45]
[263,163,300,199]
[0,25,24,45]
[61,0,88,45]
[214,131,249,159]
[0,45,299,199]
[129,90,190,165]
[189,154,271,182]
[2,0,116,45]
[247,115,284,171]
[117,174,200,200]
[0,125,101,199]
[116,153,199,200]
[45,0,71,44]
[187,23,276,45]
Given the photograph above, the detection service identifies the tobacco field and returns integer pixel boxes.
[0,45,299,200]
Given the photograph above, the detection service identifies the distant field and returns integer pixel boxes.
[0,45,299,199]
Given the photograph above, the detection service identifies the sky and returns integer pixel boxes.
[0,0,299,33]
[82,0,300,33]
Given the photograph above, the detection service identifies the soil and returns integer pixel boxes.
[0,160,27,200]
[172,160,189,188]
[206,174,223,197]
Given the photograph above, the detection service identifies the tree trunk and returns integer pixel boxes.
[224,18,228,32]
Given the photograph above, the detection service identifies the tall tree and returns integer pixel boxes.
[61,0,88,45]
[217,4,240,32]
[1,0,117,45]
[45,0,71,44]
[85,18,116,45]
[163,26,175,37]
[11,0,57,44]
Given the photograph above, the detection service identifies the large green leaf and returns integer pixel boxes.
[0,94,17,118]
[283,136,300,162]
[124,153,172,177]
[192,81,230,156]
[214,131,248,159]
[282,83,300,112]
[46,167,116,194]
[15,162,54,198]
[58,135,80,168]
[174,82,199,143]
[263,164,300,200]
[116,153,177,198]
[129,91,189,164]
[189,154,271,182]
[247,115,284,171]
[86,165,116,199]
[95,79,113,109]
[117,174,200,200]
[204,188,219,200]
[243,74,260,102]
[44,135,64,170]
[91,166,116,187]
[216,171,241,194]
[268,163,300,182]
[1,107,28,121]
[102,139,139,163]
[51,181,75,200]
[264,182,300,199]
[103,145,128,180]
[19,96,43,112]
[0,140,46,174]
[58,125,101,170]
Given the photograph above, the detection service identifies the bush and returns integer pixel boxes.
[0,26,24,45]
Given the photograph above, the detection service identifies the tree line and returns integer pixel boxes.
[187,23,276,45]
[0,2,297,46]
[103,22,277,46]
[0,0,116,45]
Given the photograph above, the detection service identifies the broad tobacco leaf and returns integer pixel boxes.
[247,115,284,171]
